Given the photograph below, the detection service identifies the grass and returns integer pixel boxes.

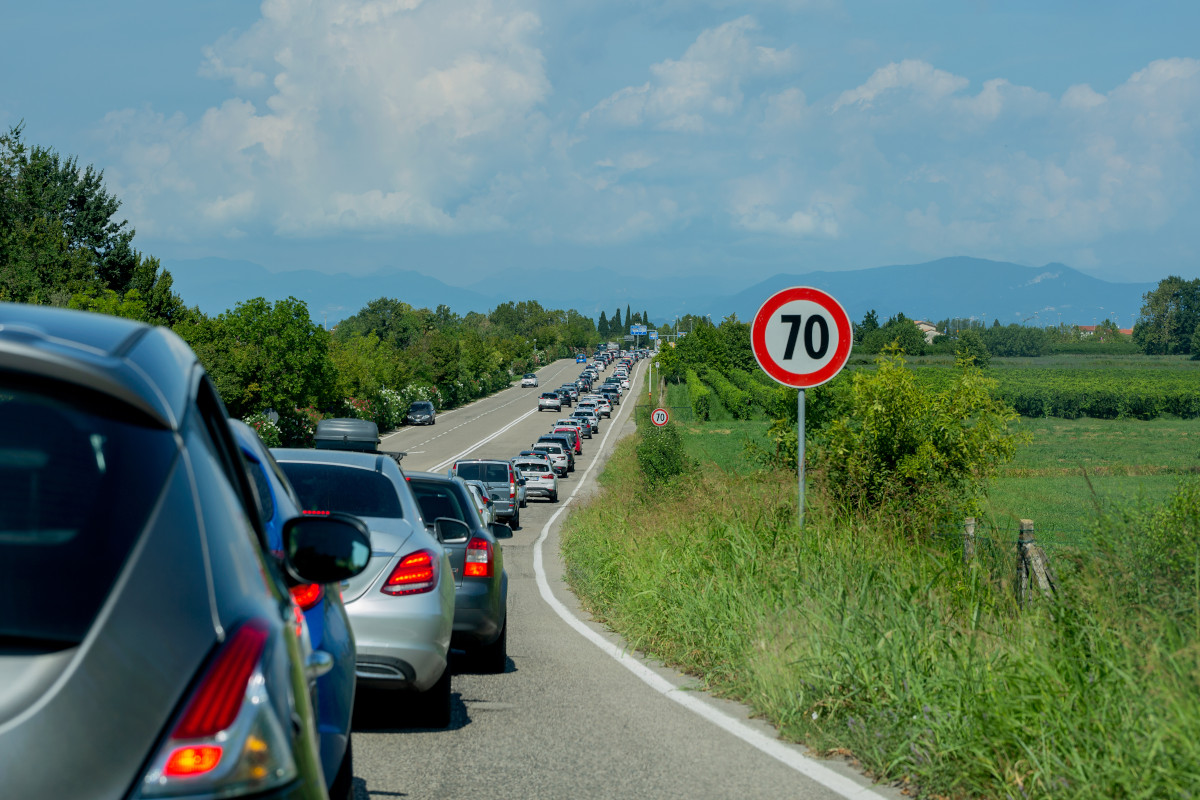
[562,364,1200,798]
[980,416,1200,551]
[562,432,1200,799]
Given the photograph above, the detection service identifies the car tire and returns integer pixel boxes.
[520,496,527,508]
[329,736,353,800]
[474,619,507,674]
[509,510,519,529]
[414,667,452,728]
[549,490,558,503]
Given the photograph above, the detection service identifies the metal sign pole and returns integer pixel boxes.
[798,388,806,528]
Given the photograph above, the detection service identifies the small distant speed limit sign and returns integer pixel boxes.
[751,286,851,528]
[751,286,852,388]
[651,408,670,427]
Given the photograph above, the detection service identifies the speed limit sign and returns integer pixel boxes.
[751,286,851,388]
[651,408,669,427]
[751,286,851,529]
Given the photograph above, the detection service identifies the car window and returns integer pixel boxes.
[409,479,471,524]
[455,462,509,483]
[0,385,176,646]
[278,462,404,518]
[240,451,275,528]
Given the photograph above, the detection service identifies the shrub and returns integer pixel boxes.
[953,329,990,368]
[243,412,282,447]
[702,368,753,420]
[636,423,692,486]
[686,369,711,421]
[814,351,1020,522]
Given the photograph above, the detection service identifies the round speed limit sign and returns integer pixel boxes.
[751,286,852,388]
[651,408,670,427]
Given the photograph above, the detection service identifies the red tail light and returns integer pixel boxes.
[173,621,269,740]
[302,509,329,516]
[289,583,323,611]
[464,537,493,578]
[381,550,438,595]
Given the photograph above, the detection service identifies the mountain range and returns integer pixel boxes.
[163,256,1154,330]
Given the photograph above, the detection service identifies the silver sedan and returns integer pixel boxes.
[273,448,456,727]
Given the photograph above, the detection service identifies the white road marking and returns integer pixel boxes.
[530,360,890,800]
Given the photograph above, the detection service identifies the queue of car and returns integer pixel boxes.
[0,308,638,800]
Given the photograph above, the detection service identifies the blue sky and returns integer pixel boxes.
[4,0,1198,289]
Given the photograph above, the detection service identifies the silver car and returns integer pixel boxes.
[273,449,456,727]
[512,457,559,503]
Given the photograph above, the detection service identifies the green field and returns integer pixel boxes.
[981,416,1200,549]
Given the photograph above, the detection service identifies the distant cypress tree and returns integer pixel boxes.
[612,308,622,335]
[626,304,632,331]
[598,310,609,338]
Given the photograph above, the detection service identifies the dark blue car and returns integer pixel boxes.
[229,420,357,800]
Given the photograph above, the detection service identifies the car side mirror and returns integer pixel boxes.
[490,522,513,540]
[434,517,471,544]
[283,512,371,583]
[518,478,526,486]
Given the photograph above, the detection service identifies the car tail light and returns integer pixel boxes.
[139,620,297,797]
[464,537,493,578]
[381,550,438,595]
[289,583,323,611]
[301,509,329,516]
[543,473,554,479]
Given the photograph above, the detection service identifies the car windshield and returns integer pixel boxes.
[277,462,403,518]
[455,462,510,483]
[0,386,176,646]
[524,374,536,379]
[409,402,433,413]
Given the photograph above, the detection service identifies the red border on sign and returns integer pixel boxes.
[751,286,852,388]
[651,407,669,427]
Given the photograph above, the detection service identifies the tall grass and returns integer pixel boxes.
[562,440,1200,798]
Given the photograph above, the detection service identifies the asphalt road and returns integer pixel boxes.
[352,357,901,800]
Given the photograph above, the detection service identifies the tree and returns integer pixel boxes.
[954,329,990,367]
[1133,276,1200,355]
[598,310,609,338]
[1191,322,1200,361]
[626,304,632,332]
[861,313,926,355]
[853,309,879,344]
[612,307,622,335]
[179,297,337,425]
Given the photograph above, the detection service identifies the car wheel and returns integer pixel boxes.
[474,619,507,674]
[520,496,527,508]
[413,667,452,728]
[329,736,353,800]
[549,490,558,503]
[509,510,519,529]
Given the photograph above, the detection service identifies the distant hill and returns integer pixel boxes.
[710,257,1154,328]
[164,255,1155,329]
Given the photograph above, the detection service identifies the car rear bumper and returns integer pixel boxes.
[345,593,450,691]
[451,580,504,649]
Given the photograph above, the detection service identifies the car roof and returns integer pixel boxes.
[0,302,199,430]
[270,447,403,475]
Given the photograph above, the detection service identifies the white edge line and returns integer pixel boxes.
[531,361,890,800]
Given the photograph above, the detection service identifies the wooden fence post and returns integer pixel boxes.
[1016,519,1057,607]
[963,517,976,564]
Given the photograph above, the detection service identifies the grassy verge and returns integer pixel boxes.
[562,420,1200,798]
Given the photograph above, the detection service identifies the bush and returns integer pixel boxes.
[814,351,1020,522]
[702,368,753,420]
[636,423,691,486]
[243,412,282,447]
[686,369,711,421]
[953,329,990,367]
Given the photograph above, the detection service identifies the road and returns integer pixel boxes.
[351,357,899,800]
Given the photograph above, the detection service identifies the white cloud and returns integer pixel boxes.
[582,16,796,132]
[101,0,550,239]
[833,59,967,111]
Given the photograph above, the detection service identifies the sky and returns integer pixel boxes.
[3,0,1199,290]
